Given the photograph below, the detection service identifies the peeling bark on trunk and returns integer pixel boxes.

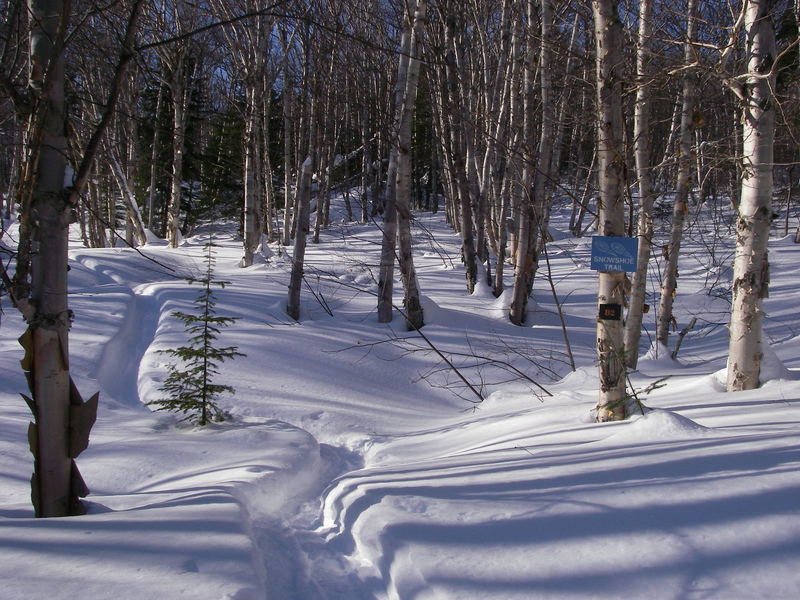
[17,0,97,518]
[593,0,627,422]
[27,0,73,516]
[727,0,776,392]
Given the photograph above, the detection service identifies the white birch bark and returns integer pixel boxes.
[108,152,147,247]
[530,0,558,254]
[727,0,776,391]
[396,0,427,330]
[287,98,317,321]
[360,103,371,223]
[210,2,272,264]
[444,18,478,295]
[377,11,414,323]
[549,12,580,178]
[656,0,697,348]
[624,0,655,368]
[166,47,189,248]
[241,82,262,267]
[147,79,164,231]
[17,0,96,518]
[287,155,314,321]
[593,0,628,421]
[26,0,73,517]
[477,0,512,269]
[281,28,295,246]
[510,0,552,325]
[260,80,275,242]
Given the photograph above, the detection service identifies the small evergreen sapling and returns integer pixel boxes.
[149,243,244,425]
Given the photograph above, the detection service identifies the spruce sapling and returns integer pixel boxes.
[149,242,244,425]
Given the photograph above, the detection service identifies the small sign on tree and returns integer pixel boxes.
[590,236,638,272]
[598,303,623,321]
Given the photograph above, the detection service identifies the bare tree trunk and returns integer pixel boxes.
[313,55,340,245]
[593,0,627,422]
[26,0,73,517]
[444,49,478,293]
[279,27,295,246]
[360,103,371,223]
[530,0,557,256]
[261,81,275,242]
[395,0,428,330]
[108,151,147,246]
[87,178,107,248]
[477,0,512,291]
[287,97,317,321]
[624,0,655,368]
[549,12,580,178]
[377,11,414,323]
[147,78,165,232]
[166,48,189,248]
[241,81,262,267]
[510,0,549,325]
[658,91,682,187]
[17,0,97,518]
[727,0,776,391]
[572,150,596,236]
[656,0,697,348]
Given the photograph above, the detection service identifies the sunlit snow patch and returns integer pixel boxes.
[602,408,711,443]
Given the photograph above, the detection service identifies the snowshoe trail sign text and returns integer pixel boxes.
[590,236,638,272]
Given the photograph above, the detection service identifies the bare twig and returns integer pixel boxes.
[671,316,697,360]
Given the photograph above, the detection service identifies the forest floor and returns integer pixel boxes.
[1,198,799,599]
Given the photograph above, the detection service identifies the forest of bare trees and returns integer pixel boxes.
[1,0,798,514]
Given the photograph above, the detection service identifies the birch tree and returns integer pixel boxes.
[656,0,698,350]
[7,0,100,517]
[395,0,427,330]
[508,4,537,325]
[727,0,776,391]
[624,0,655,368]
[23,0,77,517]
[286,20,318,321]
[156,2,203,248]
[165,42,191,247]
[509,0,556,325]
[146,76,165,230]
[286,112,316,321]
[377,0,426,328]
[210,0,275,266]
[279,24,296,246]
[593,0,628,421]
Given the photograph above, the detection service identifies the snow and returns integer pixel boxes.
[2,201,800,600]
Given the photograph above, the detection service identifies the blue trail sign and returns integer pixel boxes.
[591,236,638,272]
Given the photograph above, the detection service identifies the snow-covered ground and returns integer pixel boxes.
[1,201,799,600]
